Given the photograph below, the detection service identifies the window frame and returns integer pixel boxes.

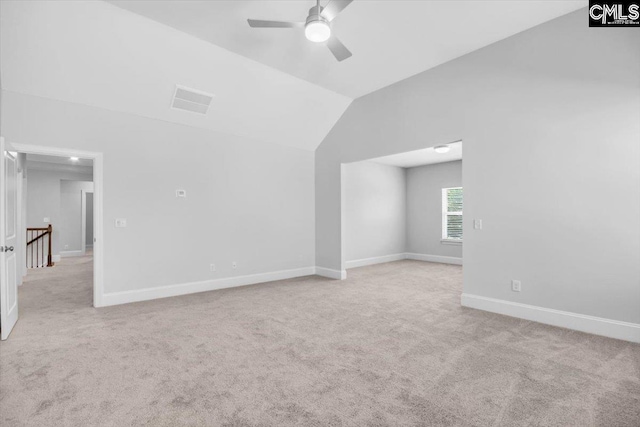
[441,186,463,243]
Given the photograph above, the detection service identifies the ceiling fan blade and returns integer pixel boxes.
[326,36,352,61]
[247,19,303,28]
[321,0,354,21]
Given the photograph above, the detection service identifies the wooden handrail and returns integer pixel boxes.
[27,231,48,246]
[26,224,54,268]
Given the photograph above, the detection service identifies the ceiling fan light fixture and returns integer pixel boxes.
[247,0,353,60]
[434,145,450,154]
[305,19,331,43]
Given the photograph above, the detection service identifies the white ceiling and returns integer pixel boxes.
[107,0,586,98]
[25,154,94,175]
[369,141,462,168]
[26,154,94,168]
[0,0,351,151]
[1,1,585,152]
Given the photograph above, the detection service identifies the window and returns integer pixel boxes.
[442,187,463,241]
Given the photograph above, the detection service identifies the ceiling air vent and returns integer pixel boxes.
[171,85,214,115]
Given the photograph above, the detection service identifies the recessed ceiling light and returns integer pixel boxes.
[434,145,450,154]
[69,157,79,162]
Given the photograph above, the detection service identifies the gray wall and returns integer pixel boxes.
[3,91,315,294]
[316,11,640,324]
[343,161,406,262]
[26,168,93,256]
[86,192,94,246]
[59,180,94,252]
[406,160,462,258]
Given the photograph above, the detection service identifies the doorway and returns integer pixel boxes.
[1,141,104,340]
[340,141,463,272]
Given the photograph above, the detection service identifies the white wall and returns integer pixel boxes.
[26,167,93,256]
[2,91,316,297]
[316,11,640,327]
[343,161,406,264]
[59,180,94,253]
[406,160,462,259]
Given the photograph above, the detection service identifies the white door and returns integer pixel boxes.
[1,137,19,340]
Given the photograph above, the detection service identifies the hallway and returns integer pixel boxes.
[13,252,94,338]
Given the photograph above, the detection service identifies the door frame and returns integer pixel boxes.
[12,143,105,307]
[80,189,94,255]
[16,154,25,285]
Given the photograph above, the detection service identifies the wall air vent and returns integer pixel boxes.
[171,85,214,115]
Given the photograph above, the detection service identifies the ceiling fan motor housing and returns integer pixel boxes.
[306,5,328,27]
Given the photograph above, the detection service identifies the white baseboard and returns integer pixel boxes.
[101,267,316,307]
[346,253,406,269]
[346,253,463,269]
[315,267,347,280]
[461,293,640,344]
[99,256,461,308]
[60,250,84,258]
[405,253,462,265]
[52,255,61,262]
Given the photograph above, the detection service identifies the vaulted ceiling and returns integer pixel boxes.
[0,0,351,151]
[1,0,586,151]
[108,0,586,98]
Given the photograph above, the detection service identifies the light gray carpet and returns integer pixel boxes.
[1,255,638,426]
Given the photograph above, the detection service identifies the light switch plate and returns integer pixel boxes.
[176,189,187,198]
[115,218,127,228]
[474,219,483,230]
[43,217,50,223]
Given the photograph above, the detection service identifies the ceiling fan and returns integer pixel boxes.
[247,0,354,62]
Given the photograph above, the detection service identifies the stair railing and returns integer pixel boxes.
[26,224,54,268]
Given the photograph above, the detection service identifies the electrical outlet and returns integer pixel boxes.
[511,280,522,292]
[176,189,186,198]
[115,218,127,228]
[232,262,237,269]
[210,264,216,272]
[43,217,50,223]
